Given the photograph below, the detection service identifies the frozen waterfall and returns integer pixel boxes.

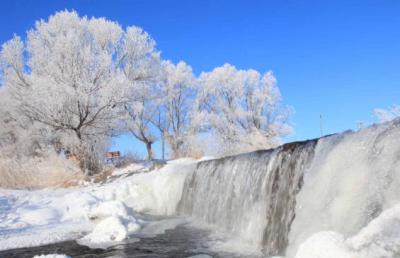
[174,119,400,257]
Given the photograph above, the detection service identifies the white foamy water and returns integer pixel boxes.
[289,119,400,257]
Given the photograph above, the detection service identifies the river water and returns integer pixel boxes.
[0,224,212,258]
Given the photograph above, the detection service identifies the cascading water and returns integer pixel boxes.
[287,119,400,257]
[178,140,317,256]
[174,118,400,257]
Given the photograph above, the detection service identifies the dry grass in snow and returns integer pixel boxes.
[0,154,84,189]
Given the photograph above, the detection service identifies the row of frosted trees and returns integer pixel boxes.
[0,11,291,174]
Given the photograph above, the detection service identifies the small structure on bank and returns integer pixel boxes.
[106,151,121,163]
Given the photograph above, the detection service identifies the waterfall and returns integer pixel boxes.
[287,119,400,257]
[178,140,317,256]
[175,119,400,257]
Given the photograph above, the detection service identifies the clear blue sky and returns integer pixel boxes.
[1,0,399,158]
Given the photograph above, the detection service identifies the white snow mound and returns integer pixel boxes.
[79,215,140,245]
[295,204,400,258]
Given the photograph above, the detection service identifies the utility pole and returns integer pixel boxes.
[320,114,323,137]
[161,133,165,160]
[357,121,364,131]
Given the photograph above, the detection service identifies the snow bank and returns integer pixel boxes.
[0,222,90,251]
[79,215,140,246]
[111,161,150,176]
[124,158,196,215]
[0,158,197,250]
[78,201,141,247]
[33,255,71,258]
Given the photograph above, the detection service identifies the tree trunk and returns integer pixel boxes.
[73,129,90,176]
[146,141,153,160]
[79,157,88,175]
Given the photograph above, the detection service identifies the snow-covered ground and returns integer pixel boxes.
[111,161,152,177]
[0,158,196,251]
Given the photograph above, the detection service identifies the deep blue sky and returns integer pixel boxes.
[1,0,399,158]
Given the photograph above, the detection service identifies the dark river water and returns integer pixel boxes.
[0,225,253,258]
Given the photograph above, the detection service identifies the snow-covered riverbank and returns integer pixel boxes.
[0,158,196,251]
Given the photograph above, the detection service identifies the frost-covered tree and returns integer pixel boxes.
[123,93,159,160]
[154,60,197,158]
[194,64,292,155]
[373,105,400,123]
[118,27,161,160]
[0,52,61,160]
[0,11,157,172]
[1,10,296,168]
